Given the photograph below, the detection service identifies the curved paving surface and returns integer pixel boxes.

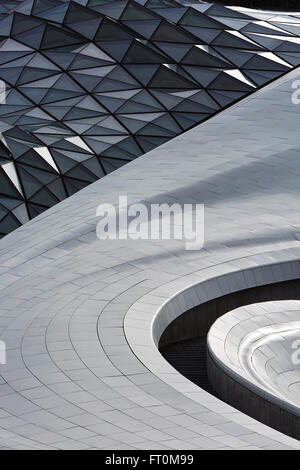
[208,300,300,412]
[1,65,300,449]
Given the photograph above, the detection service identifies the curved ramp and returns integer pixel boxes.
[0,65,300,448]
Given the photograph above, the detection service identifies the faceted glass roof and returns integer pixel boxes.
[1,0,300,237]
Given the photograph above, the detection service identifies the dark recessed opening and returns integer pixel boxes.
[160,336,215,394]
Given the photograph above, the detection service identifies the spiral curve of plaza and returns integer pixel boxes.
[0,0,300,451]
